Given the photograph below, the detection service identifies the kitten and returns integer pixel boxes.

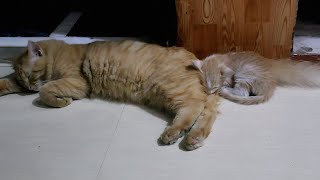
[192,51,320,105]
[0,39,219,150]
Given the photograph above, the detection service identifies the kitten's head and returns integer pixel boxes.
[192,55,223,94]
[13,41,47,92]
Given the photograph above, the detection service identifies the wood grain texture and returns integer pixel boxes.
[176,0,298,59]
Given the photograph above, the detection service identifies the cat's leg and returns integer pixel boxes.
[221,66,234,87]
[39,77,89,108]
[221,82,250,96]
[184,94,219,150]
[0,75,24,96]
[222,76,233,87]
[160,102,205,145]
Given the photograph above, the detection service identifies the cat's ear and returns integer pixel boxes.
[27,41,44,65]
[192,59,203,72]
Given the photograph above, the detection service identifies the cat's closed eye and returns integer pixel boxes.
[32,70,42,73]
[35,50,43,57]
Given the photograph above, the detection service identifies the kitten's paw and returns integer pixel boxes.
[220,86,228,91]
[184,131,205,151]
[223,81,232,87]
[219,86,229,94]
[160,126,185,145]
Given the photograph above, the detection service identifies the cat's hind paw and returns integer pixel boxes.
[160,126,185,145]
[184,136,204,151]
[184,131,205,151]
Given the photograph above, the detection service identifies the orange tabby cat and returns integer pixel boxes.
[0,39,219,150]
[192,51,320,105]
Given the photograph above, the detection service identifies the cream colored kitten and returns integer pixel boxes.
[193,51,320,105]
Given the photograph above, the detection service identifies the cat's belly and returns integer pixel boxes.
[85,74,169,107]
[82,61,206,112]
[84,73,146,102]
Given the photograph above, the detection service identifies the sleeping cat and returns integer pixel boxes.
[0,39,219,150]
[192,51,320,105]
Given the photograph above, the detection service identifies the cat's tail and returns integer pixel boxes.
[269,58,320,87]
[219,87,273,105]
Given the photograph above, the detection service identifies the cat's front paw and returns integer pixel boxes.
[54,97,72,108]
[0,78,23,96]
[0,90,7,96]
[40,93,72,108]
[39,88,73,108]
[160,126,186,145]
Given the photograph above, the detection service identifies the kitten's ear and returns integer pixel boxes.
[27,41,44,65]
[192,59,203,72]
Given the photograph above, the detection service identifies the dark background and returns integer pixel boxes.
[0,0,177,46]
[296,0,320,23]
[0,0,318,46]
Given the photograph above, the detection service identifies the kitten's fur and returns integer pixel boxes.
[0,39,219,150]
[192,52,320,105]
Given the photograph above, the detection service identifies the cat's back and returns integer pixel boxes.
[86,40,193,62]
[224,52,273,81]
[84,40,196,77]
[226,52,269,70]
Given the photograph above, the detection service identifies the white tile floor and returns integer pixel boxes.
[1,60,320,180]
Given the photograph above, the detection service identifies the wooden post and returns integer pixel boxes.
[176,0,298,59]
